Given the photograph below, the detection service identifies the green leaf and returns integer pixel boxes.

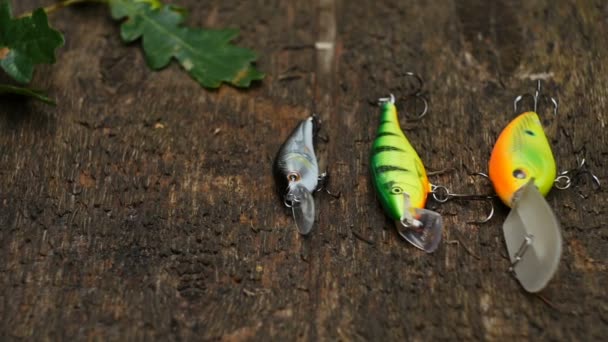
[0,0,65,84]
[0,84,56,104]
[109,0,264,88]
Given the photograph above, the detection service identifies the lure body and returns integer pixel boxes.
[489,111,556,207]
[273,117,319,234]
[370,98,441,253]
[370,100,430,218]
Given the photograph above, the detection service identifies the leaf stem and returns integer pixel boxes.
[19,0,109,18]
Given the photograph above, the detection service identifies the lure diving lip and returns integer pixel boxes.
[273,116,320,235]
[488,82,562,292]
[369,94,442,253]
[503,180,562,293]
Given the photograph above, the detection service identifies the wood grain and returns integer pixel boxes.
[0,0,607,340]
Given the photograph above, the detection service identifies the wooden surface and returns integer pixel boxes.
[1,0,607,340]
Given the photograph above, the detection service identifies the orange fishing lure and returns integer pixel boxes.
[487,81,563,293]
[488,111,556,207]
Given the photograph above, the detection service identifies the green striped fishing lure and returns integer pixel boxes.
[370,94,442,252]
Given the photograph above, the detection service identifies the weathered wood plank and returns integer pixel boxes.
[0,0,606,340]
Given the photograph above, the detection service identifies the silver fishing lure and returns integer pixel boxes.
[273,116,320,235]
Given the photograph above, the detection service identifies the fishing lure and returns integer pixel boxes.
[488,82,561,292]
[489,111,556,207]
[370,94,442,253]
[273,116,320,235]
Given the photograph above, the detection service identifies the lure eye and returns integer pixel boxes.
[513,169,527,179]
[391,186,403,194]
[287,172,301,182]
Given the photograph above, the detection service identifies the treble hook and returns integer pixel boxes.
[470,171,489,179]
[514,80,558,117]
[316,172,342,198]
[283,195,300,208]
[402,71,425,97]
[430,184,496,224]
[382,72,429,120]
[554,157,601,191]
